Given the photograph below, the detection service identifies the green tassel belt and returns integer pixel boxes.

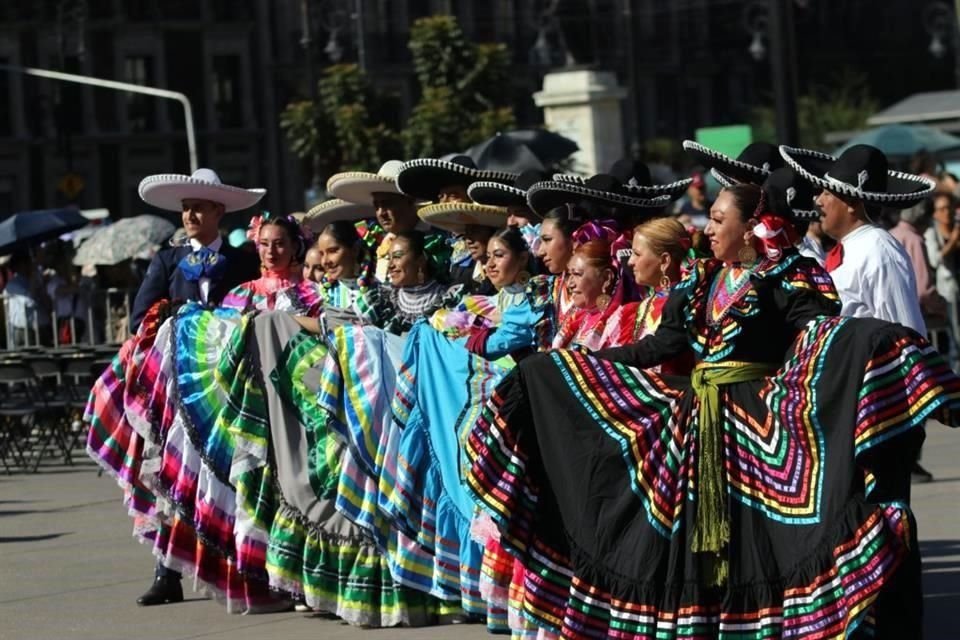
[689,360,778,586]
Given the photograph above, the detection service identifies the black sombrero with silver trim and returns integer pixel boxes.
[396,155,518,202]
[780,144,936,209]
[552,159,691,200]
[683,139,784,187]
[467,169,548,219]
[526,173,673,219]
[762,167,820,223]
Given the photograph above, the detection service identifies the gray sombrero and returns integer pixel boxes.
[303,198,376,231]
[417,202,510,235]
[327,160,408,205]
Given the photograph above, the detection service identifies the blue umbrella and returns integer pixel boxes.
[0,208,89,254]
[835,124,960,157]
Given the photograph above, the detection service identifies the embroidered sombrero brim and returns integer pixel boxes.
[711,168,735,188]
[467,181,532,210]
[139,174,266,213]
[622,177,692,200]
[526,180,672,218]
[417,202,509,234]
[303,198,375,231]
[327,171,404,205]
[397,159,518,202]
[552,172,690,200]
[779,146,936,209]
[683,140,771,185]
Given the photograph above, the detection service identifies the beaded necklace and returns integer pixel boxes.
[707,264,755,326]
[630,290,665,342]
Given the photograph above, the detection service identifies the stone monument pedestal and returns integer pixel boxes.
[533,69,627,176]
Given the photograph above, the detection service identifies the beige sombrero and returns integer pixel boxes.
[327,160,409,205]
[303,198,376,231]
[418,202,509,235]
[139,168,266,213]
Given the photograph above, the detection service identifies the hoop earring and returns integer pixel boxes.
[596,293,611,311]
[516,270,531,286]
[658,265,671,290]
[737,244,757,266]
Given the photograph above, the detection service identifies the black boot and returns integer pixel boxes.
[136,576,184,606]
[911,462,934,484]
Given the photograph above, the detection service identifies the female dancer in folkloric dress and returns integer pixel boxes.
[139,213,317,612]
[222,225,462,625]
[467,182,960,639]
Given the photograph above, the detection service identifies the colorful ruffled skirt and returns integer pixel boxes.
[227,311,440,626]
[467,316,960,639]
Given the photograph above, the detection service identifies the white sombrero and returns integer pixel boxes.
[327,160,409,205]
[303,198,376,231]
[418,202,509,235]
[139,168,266,213]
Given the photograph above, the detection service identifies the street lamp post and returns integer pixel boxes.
[922,1,960,89]
[299,0,323,194]
[742,0,802,146]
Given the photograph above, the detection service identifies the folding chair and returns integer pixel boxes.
[63,356,97,455]
[28,355,74,466]
[0,363,41,473]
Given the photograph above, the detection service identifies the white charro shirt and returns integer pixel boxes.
[188,236,223,304]
[829,224,926,334]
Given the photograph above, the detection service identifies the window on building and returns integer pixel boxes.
[212,55,243,129]
[124,55,156,131]
[0,57,11,136]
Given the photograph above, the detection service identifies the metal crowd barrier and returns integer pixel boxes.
[1,288,133,350]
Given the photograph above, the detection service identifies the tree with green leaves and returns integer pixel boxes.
[403,16,515,158]
[749,70,877,150]
[279,64,402,190]
[279,15,516,195]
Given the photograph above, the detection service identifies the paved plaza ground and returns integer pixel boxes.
[2,423,959,639]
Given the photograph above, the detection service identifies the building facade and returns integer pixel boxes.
[0,0,955,219]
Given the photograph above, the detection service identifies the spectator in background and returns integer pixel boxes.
[924,191,960,371]
[890,202,946,322]
[302,244,324,283]
[4,250,51,347]
[911,148,939,182]
[674,172,710,229]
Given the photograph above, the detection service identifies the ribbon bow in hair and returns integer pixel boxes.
[571,219,620,247]
[247,210,313,243]
[178,246,228,282]
[753,213,798,261]
[423,233,453,279]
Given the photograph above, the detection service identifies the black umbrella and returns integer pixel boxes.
[466,129,580,173]
[0,208,89,255]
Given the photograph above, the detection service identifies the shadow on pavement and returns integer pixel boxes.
[921,539,960,638]
[0,532,71,543]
